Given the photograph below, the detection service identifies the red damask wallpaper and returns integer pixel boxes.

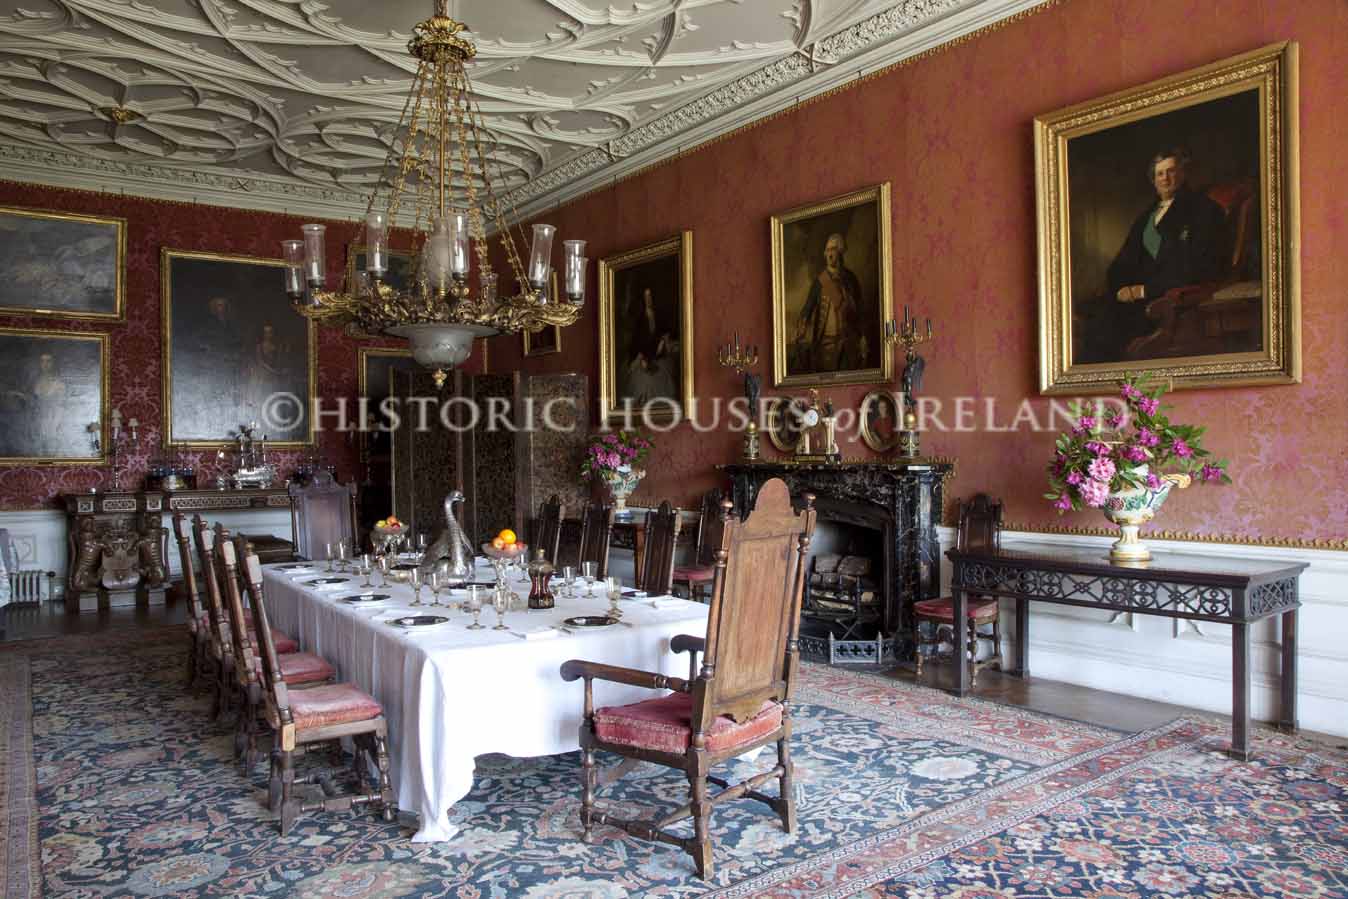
[489,0,1348,545]
[0,183,482,510]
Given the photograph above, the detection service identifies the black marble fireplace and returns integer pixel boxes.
[721,460,953,664]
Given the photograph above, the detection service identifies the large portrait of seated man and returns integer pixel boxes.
[1036,43,1299,393]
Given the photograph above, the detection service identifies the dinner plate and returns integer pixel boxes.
[276,563,315,571]
[563,615,619,628]
[388,615,451,629]
[339,592,391,603]
[300,577,349,586]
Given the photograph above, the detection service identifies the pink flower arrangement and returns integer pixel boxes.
[580,430,653,481]
[1046,373,1231,513]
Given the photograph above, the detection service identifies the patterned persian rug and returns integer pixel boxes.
[2,628,1345,898]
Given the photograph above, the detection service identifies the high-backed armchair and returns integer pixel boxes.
[289,471,358,562]
[536,494,564,564]
[560,479,816,878]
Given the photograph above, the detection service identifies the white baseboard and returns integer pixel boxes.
[937,526,1348,738]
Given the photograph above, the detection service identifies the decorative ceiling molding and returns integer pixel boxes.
[0,0,1048,222]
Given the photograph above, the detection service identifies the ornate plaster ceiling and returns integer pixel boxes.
[0,0,1039,221]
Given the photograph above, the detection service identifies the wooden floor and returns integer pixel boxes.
[3,598,1338,746]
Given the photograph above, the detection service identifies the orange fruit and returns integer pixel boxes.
[491,537,506,550]
[498,529,517,545]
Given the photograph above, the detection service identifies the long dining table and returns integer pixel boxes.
[261,560,710,842]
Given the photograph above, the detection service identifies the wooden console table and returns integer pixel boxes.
[947,543,1307,760]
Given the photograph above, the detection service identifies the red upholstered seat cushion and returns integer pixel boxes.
[253,626,298,654]
[594,692,783,755]
[289,683,383,730]
[672,565,716,583]
[913,597,1000,621]
[268,651,334,685]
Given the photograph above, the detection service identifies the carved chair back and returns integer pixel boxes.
[577,502,615,578]
[536,494,564,564]
[637,501,682,595]
[693,487,726,567]
[289,471,358,562]
[696,479,815,727]
[171,513,204,624]
[217,531,260,686]
[192,515,233,656]
[956,493,1003,553]
[241,552,293,730]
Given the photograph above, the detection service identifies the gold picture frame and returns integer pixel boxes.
[524,271,562,356]
[0,205,126,321]
[770,183,893,388]
[0,326,109,465]
[161,248,317,448]
[598,231,694,423]
[858,389,902,453]
[1036,41,1299,394]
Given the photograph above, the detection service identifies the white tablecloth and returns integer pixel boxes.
[262,562,709,841]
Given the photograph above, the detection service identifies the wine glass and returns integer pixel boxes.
[464,585,484,629]
[377,554,389,588]
[360,553,372,588]
[324,542,334,572]
[336,540,348,572]
[418,533,428,556]
[491,585,510,630]
[606,576,623,619]
[581,561,598,595]
[428,571,443,608]
[560,565,576,599]
[410,567,423,606]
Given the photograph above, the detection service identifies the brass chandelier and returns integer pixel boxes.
[281,0,585,386]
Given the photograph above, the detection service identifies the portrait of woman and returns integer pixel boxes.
[598,232,694,422]
[0,329,106,463]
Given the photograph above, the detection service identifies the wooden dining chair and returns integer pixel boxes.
[913,494,1004,685]
[193,515,299,721]
[537,494,564,564]
[636,500,681,595]
[171,512,213,691]
[218,529,335,771]
[241,550,395,834]
[560,479,816,878]
[576,502,615,578]
[672,488,724,602]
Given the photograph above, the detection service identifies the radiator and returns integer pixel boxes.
[7,569,46,603]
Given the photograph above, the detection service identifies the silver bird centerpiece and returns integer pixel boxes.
[419,491,474,584]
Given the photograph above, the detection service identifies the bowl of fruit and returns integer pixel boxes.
[481,528,528,562]
[371,516,406,556]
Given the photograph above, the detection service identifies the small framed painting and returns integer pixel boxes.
[0,327,108,464]
[0,206,125,320]
[1036,42,1299,392]
[858,389,902,453]
[347,245,415,294]
[598,231,694,423]
[770,184,893,388]
[524,271,562,356]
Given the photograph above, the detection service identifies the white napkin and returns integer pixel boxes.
[648,595,684,609]
[282,568,319,578]
[512,625,560,641]
[311,582,351,593]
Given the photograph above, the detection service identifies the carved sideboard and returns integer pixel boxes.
[61,488,295,612]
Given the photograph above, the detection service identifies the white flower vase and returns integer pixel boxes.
[1102,466,1191,562]
[601,468,644,514]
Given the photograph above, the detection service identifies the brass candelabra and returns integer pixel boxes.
[882,305,934,458]
[717,333,762,461]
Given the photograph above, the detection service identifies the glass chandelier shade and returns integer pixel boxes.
[282,0,586,384]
